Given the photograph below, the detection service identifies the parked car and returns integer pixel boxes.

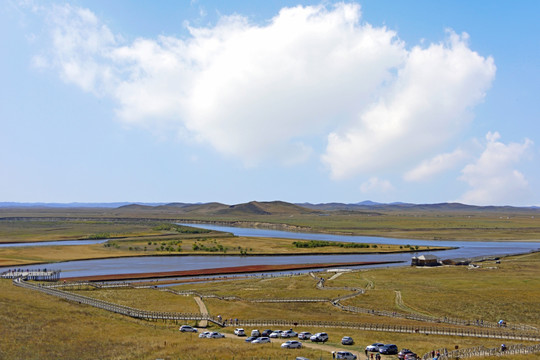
[310,332,329,342]
[341,336,354,345]
[269,330,283,338]
[298,331,312,340]
[244,336,258,342]
[379,344,398,355]
[365,343,384,352]
[252,337,271,344]
[179,325,197,332]
[281,329,298,338]
[398,349,414,359]
[207,332,225,339]
[296,357,310,360]
[336,351,357,360]
[234,328,245,336]
[281,340,303,349]
[261,329,273,337]
[251,329,261,337]
[199,331,211,338]
[404,353,418,360]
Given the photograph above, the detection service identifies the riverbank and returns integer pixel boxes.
[0,230,444,267]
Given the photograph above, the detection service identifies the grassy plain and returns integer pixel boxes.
[0,219,161,242]
[1,207,539,359]
[3,249,540,359]
[1,205,539,241]
[335,252,540,327]
[0,279,328,360]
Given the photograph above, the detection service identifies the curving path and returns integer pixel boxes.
[194,296,209,327]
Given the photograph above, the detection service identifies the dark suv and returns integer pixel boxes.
[379,344,398,355]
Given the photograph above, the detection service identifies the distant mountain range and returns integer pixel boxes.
[116,200,318,216]
[1,200,538,215]
[299,201,540,212]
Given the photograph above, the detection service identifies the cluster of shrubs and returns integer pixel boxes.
[293,240,374,248]
[103,241,120,249]
[151,240,182,252]
[192,238,227,253]
[190,239,252,255]
[237,247,251,255]
[192,243,227,252]
[400,244,420,250]
[152,224,211,234]
[104,239,185,252]
[88,232,111,239]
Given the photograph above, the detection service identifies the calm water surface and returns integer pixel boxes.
[1,224,538,278]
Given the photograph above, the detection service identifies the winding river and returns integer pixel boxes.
[1,224,538,279]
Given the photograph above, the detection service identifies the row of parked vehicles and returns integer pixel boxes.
[234,328,332,343]
[180,326,415,360]
[366,343,418,359]
[233,328,358,359]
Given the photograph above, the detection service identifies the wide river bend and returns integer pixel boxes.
[1,223,538,279]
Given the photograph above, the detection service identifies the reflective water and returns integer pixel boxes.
[184,223,540,260]
[1,224,537,278]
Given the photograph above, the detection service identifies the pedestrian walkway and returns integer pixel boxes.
[194,296,208,327]
[1,269,60,281]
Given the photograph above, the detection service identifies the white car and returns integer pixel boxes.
[281,340,303,349]
[207,332,225,339]
[269,330,283,338]
[179,325,197,332]
[365,343,384,352]
[234,328,245,336]
[310,332,329,342]
[281,329,298,338]
[199,331,211,338]
[298,331,312,340]
[252,337,271,344]
[251,329,261,337]
[336,351,357,360]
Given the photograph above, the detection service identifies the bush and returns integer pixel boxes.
[88,232,111,240]
[293,240,370,249]
[152,224,211,234]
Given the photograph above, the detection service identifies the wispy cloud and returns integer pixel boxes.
[404,148,468,182]
[360,177,394,194]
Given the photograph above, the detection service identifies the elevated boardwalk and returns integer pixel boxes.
[11,278,540,342]
[1,269,60,281]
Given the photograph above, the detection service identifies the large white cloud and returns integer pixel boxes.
[39,3,495,172]
[458,132,533,206]
[322,31,496,179]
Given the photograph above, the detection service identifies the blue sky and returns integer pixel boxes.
[1,0,539,206]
